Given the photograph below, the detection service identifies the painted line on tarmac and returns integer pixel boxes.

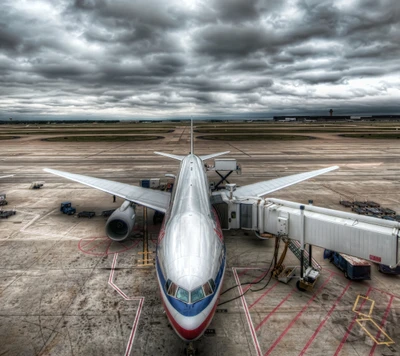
[372,286,400,300]
[299,279,352,355]
[248,281,279,310]
[108,253,145,356]
[264,272,334,356]
[233,267,262,356]
[255,287,296,332]
[19,208,57,232]
[334,286,373,356]
[20,213,41,232]
[242,268,271,294]
[369,295,394,356]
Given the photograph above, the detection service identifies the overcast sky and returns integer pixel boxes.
[1,0,399,120]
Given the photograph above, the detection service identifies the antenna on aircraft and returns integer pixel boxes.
[190,117,194,154]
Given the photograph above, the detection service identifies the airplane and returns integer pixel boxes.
[0,175,13,179]
[43,120,338,342]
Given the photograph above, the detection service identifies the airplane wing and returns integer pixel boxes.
[234,166,339,198]
[0,175,14,179]
[43,168,171,212]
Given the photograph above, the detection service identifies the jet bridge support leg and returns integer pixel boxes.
[299,205,305,281]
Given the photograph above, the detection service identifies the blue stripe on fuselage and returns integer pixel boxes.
[156,247,226,317]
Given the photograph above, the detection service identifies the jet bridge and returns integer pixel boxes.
[212,191,400,267]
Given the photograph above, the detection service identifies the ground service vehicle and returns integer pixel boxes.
[60,202,76,215]
[324,250,371,280]
[378,264,400,275]
[78,211,95,218]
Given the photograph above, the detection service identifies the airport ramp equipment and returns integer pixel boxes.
[288,239,322,271]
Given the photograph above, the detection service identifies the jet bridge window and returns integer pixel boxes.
[176,287,189,303]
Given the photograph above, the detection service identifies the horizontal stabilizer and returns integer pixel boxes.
[199,151,230,161]
[154,152,185,161]
[234,165,339,197]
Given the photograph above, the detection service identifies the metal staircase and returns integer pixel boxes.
[288,239,322,271]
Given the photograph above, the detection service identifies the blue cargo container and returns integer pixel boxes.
[140,179,150,188]
[324,250,371,280]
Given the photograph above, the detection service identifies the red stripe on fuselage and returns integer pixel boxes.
[212,208,223,242]
[162,297,219,341]
[157,209,170,243]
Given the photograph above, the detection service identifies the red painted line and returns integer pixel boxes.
[334,286,372,356]
[299,280,352,355]
[264,273,334,356]
[242,268,271,293]
[106,239,141,256]
[85,239,110,253]
[249,281,279,310]
[320,267,342,276]
[233,268,262,356]
[369,295,394,356]
[255,287,296,332]
[234,267,267,277]
[237,268,249,278]
[372,286,400,300]
[79,238,96,248]
[79,237,141,256]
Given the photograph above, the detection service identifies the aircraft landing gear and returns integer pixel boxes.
[185,342,196,356]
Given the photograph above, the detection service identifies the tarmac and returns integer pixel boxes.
[0,122,399,356]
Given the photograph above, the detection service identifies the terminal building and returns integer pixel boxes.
[273,115,400,122]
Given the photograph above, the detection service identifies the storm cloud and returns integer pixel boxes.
[0,0,399,120]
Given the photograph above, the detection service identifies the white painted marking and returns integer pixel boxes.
[108,253,145,356]
[233,267,262,356]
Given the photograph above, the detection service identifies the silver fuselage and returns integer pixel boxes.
[156,154,226,341]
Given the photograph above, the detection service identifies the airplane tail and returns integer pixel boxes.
[190,117,194,154]
[155,119,230,161]
[190,118,231,160]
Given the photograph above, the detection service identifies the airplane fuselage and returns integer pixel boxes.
[156,154,226,341]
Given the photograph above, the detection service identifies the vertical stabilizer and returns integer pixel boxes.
[190,117,194,154]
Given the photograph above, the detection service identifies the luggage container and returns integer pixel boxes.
[324,250,371,280]
[150,178,160,189]
[140,179,150,188]
[214,159,237,171]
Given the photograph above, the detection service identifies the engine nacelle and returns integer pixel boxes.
[105,202,136,241]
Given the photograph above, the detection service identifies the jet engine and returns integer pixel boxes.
[105,201,136,241]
